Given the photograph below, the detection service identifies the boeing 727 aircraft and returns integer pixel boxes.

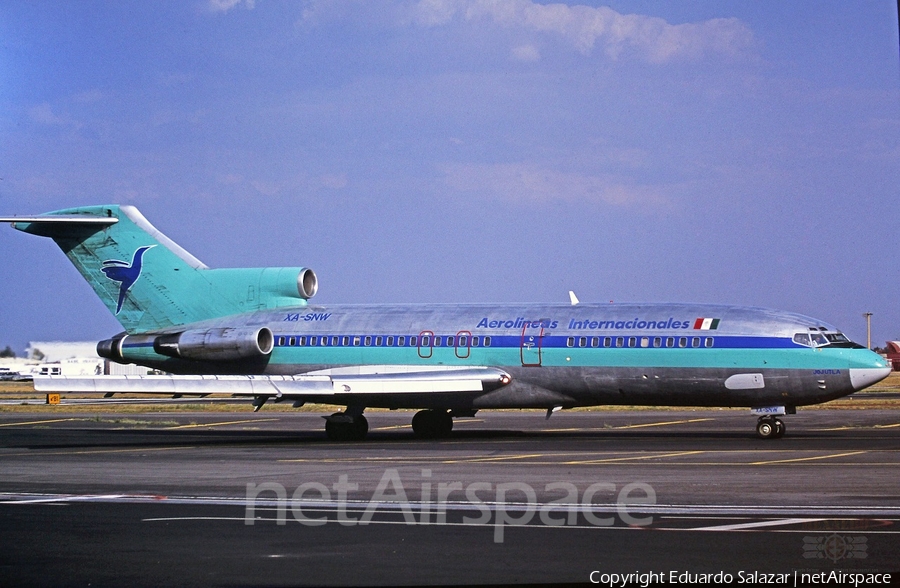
[1,205,890,440]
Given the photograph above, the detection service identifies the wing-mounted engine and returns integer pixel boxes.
[99,327,274,364]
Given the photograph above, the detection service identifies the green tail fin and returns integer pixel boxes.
[6,205,317,333]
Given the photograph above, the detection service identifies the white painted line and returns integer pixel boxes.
[691,517,825,531]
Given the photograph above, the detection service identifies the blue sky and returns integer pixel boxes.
[1,1,898,354]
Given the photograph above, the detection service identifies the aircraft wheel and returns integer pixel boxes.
[352,414,369,441]
[773,418,785,438]
[325,413,368,442]
[412,410,453,439]
[436,411,453,437]
[756,417,776,440]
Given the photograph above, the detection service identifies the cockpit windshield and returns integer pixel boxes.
[792,330,863,349]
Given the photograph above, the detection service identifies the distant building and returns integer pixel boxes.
[885,342,900,371]
[16,341,156,378]
[26,341,100,362]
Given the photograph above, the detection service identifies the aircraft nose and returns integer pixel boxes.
[849,367,891,391]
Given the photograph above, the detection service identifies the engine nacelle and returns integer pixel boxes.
[154,327,274,361]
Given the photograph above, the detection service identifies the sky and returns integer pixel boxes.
[0,1,898,355]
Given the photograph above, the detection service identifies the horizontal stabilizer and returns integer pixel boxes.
[0,215,118,226]
[34,367,512,398]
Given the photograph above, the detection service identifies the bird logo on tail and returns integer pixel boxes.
[100,245,156,314]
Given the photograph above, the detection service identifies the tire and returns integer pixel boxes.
[756,418,775,439]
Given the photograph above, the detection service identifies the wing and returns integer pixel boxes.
[34,365,512,407]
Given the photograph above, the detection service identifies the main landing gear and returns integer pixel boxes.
[324,412,369,442]
[755,415,785,440]
[411,409,453,439]
[323,408,457,441]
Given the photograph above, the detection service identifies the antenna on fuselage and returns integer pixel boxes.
[568,291,580,306]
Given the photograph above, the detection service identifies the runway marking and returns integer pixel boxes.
[690,518,826,531]
[0,418,80,427]
[167,418,280,429]
[541,418,714,433]
[563,451,704,465]
[140,513,900,535]
[750,451,868,465]
[613,418,714,430]
[3,446,196,458]
[442,453,549,464]
[815,422,900,431]
[372,419,485,432]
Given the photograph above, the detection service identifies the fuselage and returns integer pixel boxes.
[113,301,889,412]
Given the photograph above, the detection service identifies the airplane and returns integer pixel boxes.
[0,204,891,441]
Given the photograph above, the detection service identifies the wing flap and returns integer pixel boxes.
[34,367,511,398]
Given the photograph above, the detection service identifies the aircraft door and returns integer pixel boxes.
[520,320,544,367]
[418,330,434,359]
[455,330,471,359]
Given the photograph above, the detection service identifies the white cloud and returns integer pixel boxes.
[208,0,256,13]
[439,161,667,207]
[410,0,754,63]
[28,103,77,128]
[511,44,540,62]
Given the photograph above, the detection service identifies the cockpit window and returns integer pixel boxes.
[793,331,864,349]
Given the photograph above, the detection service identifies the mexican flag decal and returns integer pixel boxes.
[693,318,720,330]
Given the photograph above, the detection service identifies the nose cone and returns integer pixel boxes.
[849,367,892,391]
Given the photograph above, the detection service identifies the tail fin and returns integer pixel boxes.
[1,205,317,333]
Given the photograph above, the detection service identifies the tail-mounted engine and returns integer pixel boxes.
[98,327,274,364]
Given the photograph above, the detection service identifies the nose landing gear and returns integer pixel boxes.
[756,415,785,439]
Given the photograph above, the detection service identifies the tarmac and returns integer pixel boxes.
[1,407,898,586]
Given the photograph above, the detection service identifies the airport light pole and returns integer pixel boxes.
[862,312,873,350]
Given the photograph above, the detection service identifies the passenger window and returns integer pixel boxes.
[579,337,587,347]
[341,336,349,346]
[387,336,394,346]
[434,337,442,347]
[472,336,479,347]
[567,337,575,348]
[692,337,700,348]
[375,336,383,346]
[666,337,674,348]
[705,337,714,348]
[653,337,661,348]
[364,336,372,346]
[603,337,611,348]
[640,337,649,348]
[353,336,361,346]
[407,336,415,346]
[277,337,285,346]
[458,336,468,347]
[484,336,492,347]
[421,335,431,346]
[678,337,687,348]
[615,337,624,348]
[591,337,599,348]
[447,336,454,346]
[628,337,636,348]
